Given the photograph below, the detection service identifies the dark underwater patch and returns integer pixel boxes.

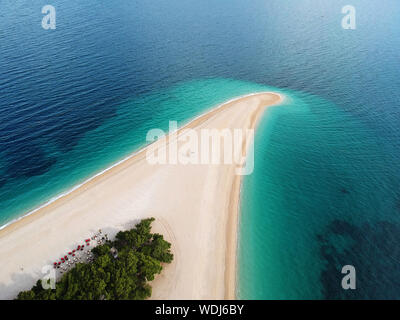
[318,219,400,299]
[6,144,57,178]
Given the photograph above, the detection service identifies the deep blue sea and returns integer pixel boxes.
[1,0,399,299]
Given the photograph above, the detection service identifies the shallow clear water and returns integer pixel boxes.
[238,90,400,299]
[0,0,399,298]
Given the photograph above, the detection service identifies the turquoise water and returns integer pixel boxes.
[0,78,271,226]
[238,90,400,299]
[1,0,400,299]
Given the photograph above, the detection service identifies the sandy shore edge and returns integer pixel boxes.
[0,92,284,299]
[224,93,283,299]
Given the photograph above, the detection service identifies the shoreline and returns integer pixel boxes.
[0,92,283,299]
[0,92,283,233]
[224,96,281,299]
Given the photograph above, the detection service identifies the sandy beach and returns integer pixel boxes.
[0,92,282,300]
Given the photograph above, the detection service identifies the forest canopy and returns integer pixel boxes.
[17,218,173,300]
